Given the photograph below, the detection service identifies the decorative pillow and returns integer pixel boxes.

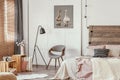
[94,49,109,57]
[106,45,120,57]
[85,45,106,56]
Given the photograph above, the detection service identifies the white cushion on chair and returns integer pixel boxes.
[51,51,62,56]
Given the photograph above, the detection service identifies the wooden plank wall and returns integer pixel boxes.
[89,25,120,45]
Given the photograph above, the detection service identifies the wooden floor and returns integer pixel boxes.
[18,65,62,80]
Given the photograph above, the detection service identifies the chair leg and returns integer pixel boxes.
[55,59,57,68]
[58,58,60,66]
[46,58,52,69]
[61,57,64,61]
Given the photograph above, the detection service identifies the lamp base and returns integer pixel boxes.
[32,45,47,66]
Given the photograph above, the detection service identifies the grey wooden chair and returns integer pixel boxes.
[46,45,65,69]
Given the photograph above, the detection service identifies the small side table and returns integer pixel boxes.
[12,54,26,72]
[0,60,16,72]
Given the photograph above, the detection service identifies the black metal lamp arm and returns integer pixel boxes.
[32,25,47,66]
[34,25,42,47]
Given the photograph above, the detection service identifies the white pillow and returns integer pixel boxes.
[106,45,120,57]
[85,45,105,56]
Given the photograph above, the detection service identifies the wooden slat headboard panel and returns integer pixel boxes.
[89,25,120,45]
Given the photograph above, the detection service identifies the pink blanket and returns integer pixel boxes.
[76,58,92,80]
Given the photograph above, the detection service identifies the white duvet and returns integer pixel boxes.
[51,57,120,80]
[91,58,120,80]
[50,58,78,80]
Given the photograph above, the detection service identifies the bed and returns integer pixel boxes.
[51,25,120,80]
[52,57,120,80]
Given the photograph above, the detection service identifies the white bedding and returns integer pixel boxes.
[51,57,120,80]
[92,58,120,80]
[50,58,78,80]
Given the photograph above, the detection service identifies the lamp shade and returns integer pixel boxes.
[40,27,45,34]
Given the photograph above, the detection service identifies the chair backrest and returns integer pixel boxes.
[49,45,65,56]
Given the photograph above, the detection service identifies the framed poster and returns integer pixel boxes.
[54,5,73,28]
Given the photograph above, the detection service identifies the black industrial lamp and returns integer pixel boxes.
[40,27,45,34]
[32,25,47,66]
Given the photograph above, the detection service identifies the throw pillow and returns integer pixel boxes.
[85,45,106,56]
[94,49,109,57]
[106,45,120,57]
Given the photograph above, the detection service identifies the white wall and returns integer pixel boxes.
[23,0,120,65]
[87,0,120,25]
[23,0,81,65]
[82,0,120,55]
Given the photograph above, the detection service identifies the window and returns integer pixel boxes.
[0,0,15,55]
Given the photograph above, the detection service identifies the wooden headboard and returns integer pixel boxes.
[89,25,120,45]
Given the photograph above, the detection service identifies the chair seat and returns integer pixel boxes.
[49,54,62,58]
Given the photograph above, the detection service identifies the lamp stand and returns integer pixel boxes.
[32,26,47,66]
